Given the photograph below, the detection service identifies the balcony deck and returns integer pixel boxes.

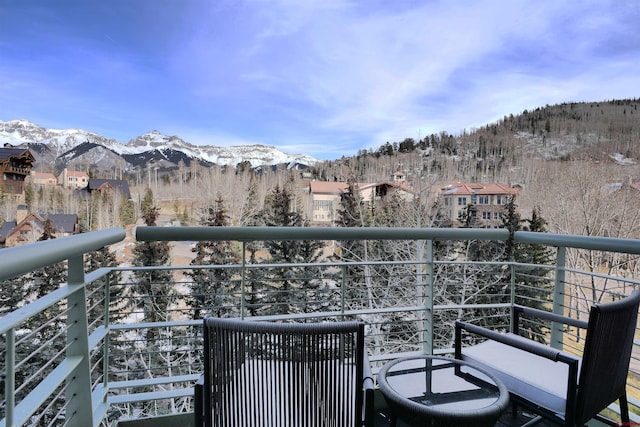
[1,226,639,426]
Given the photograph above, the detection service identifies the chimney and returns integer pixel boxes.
[17,205,29,223]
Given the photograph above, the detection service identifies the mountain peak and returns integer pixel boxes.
[0,119,318,172]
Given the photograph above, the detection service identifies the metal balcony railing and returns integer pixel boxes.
[1,226,640,426]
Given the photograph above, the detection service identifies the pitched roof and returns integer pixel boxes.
[46,214,78,233]
[441,181,517,196]
[66,170,89,177]
[87,178,131,199]
[309,181,351,194]
[0,147,34,161]
[2,213,78,242]
[359,180,414,194]
[31,171,57,181]
[0,221,17,241]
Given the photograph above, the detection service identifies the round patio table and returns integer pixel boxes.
[378,355,509,427]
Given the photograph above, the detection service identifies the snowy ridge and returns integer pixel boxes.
[0,119,318,170]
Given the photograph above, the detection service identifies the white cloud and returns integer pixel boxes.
[1,0,639,158]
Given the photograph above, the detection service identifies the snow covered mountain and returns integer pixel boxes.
[0,120,318,172]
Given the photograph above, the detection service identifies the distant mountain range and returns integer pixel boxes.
[0,119,318,173]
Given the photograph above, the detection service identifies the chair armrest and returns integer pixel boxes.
[455,320,580,364]
[194,375,204,427]
[514,305,589,330]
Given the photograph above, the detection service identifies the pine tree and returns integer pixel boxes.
[140,187,154,217]
[0,276,26,317]
[500,201,555,341]
[115,196,186,418]
[260,182,322,315]
[336,178,364,228]
[119,199,136,226]
[517,206,555,311]
[239,178,265,316]
[187,194,240,318]
[85,245,126,323]
[335,178,374,311]
[132,199,174,340]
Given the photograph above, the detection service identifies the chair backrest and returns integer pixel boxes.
[575,290,640,424]
[202,318,365,427]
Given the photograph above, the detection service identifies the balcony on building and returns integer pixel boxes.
[1,226,637,426]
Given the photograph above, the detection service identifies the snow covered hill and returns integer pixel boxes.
[0,120,318,172]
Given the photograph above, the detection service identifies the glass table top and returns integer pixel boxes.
[379,355,503,412]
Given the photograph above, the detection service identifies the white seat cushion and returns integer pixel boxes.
[461,337,580,416]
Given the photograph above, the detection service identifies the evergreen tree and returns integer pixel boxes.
[187,194,240,318]
[501,195,522,260]
[115,197,188,418]
[240,176,263,227]
[0,276,26,317]
[85,245,126,323]
[500,201,555,340]
[132,198,174,340]
[24,182,34,207]
[119,199,136,226]
[517,206,555,316]
[335,178,374,311]
[239,178,265,316]
[140,187,154,217]
[336,178,364,228]
[260,182,322,315]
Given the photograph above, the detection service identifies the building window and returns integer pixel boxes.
[496,195,508,205]
[457,197,467,206]
[482,212,491,220]
[314,200,334,211]
[478,195,489,205]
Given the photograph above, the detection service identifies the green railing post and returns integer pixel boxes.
[241,242,247,319]
[510,263,516,333]
[424,240,434,354]
[550,246,567,350]
[65,254,94,427]
[340,265,347,321]
[4,328,15,427]
[102,272,111,400]
[416,238,424,349]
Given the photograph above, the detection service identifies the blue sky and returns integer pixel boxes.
[1,1,639,160]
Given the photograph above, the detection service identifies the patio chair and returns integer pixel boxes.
[194,318,374,427]
[454,289,640,427]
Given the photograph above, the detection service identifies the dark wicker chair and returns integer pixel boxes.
[195,318,375,427]
[455,290,640,427]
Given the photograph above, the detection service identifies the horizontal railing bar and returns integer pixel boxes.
[0,356,83,427]
[107,388,194,405]
[248,306,428,322]
[0,227,125,281]
[561,267,640,287]
[434,303,512,311]
[110,320,201,330]
[88,326,108,349]
[108,303,515,333]
[136,226,511,242]
[0,284,81,334]
[109,374,201,389]
[515,231,640,255]
[84,267,116,284]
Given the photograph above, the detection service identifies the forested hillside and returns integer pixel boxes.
[314,98,640,184]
